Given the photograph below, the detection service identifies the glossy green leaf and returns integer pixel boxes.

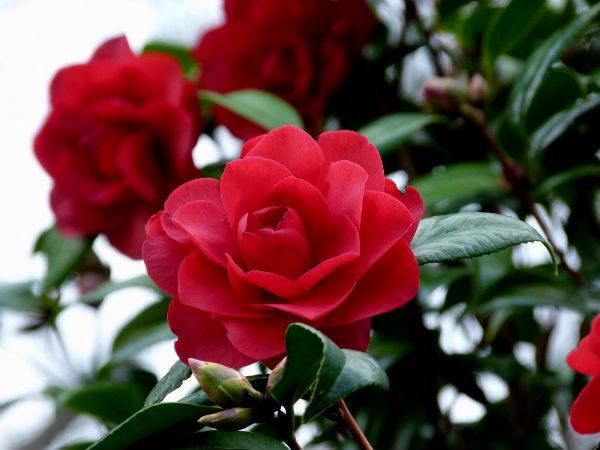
[193,431,288,450]
[34,226,93,293]
[87,402,218,450]
[476,283,583,312]
[357,113,442,155]
[269,323,388,423]
[111,298,174,362]
[529,93,600,160]
[199,89,304,131]
[410,212,556,269]
[145,360,192,407]
[0,281,45,313]
[507,3,600,125]
[81,275,160,305]
[482,0,545,77]
[411,162,504,213]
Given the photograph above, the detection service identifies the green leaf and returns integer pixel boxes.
[357,113,442,155]
[533,165,600,198]
[111,298,174,362]
[477,283,583,312]
[0,281,45,313]
[87,402,218,450]
[192,431,288,450]
[507,3,600,125]
[145,360,192,407]
[410,212,556,269]
[481,0,546,77]
[199,89,304,131]
[142,41,196,77]
[529,93,600,160]
[269,323,389,423]
[411,162,504,213]
[62,382,145,425]
[34,226,93,293]
[81,275,160,305]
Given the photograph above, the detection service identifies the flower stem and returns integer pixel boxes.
[338,399,373,450]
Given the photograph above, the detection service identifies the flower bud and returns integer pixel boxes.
[188,358,264,408]
[266,357,287,395]
[421,77,467,112]
[198,407,257,431]
[468,73,489,105]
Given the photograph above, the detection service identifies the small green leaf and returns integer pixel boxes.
[411,162,504,213]
[81,275,160,304]
[145,360,192,407]
[111,298,174,362]
[193,431,289,450]
[529,93,600,160]
[34,226,93,293]
[410,212,556,269]
[507,3,600,125]
[199,89,304,131]
[481,0,546,77]
[142,41,196,77]
[87,402,218,450]
[358,113,442,155]
[62,382,145,425]
[0,281,45,313]
[269,323,388,423]
[533,165,600,198]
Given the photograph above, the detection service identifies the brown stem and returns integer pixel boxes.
[460,104,586,287]
[405,0,445,76]
[338,399,373,450]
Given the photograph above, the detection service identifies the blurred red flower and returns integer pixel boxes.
[567,314,600,434]
[143,125,422,367]
[193,0,375,140]
[34,36,202,259]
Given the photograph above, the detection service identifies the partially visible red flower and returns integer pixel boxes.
[143,125,422,368]
[567,314,600,434]
[34,36,202,259]
[193,0,375,140]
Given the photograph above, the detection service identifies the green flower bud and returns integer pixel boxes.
[188,358,264,408]
[266,357,287,395]
[198,407,257,431]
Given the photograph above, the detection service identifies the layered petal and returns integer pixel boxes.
[169,298,255,369]
[570,375,600,434]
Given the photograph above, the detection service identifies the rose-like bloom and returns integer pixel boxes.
[34,36,202,259]
[143,125,422,368]
[567,313,600,434]
[193,0,375,140]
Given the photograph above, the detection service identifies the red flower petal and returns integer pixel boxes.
[169,298,255,368]
[323,239,418,326]
[90,35,133,62]
[322,160,368,228]
[220,313,293,361]
[318,130,385,191]
[165,178,222,214]
[384,181,424,243]
[357,190,414,276]
[570,375,600,434]
[243,125,325,184]
[143,236,189,297]
[172,200,240,267]
[220,156,292,227]
[321,318,371,352]
[178,252,265,318]
[227,256,304,299]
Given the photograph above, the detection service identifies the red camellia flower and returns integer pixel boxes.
[193,0,375,140]
[143,125,422,368]
[567,313,600,434]
[34,36,202,259]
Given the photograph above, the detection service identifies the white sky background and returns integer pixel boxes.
[0,1,223,448]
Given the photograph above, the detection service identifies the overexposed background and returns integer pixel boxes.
[0,1,224,448]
